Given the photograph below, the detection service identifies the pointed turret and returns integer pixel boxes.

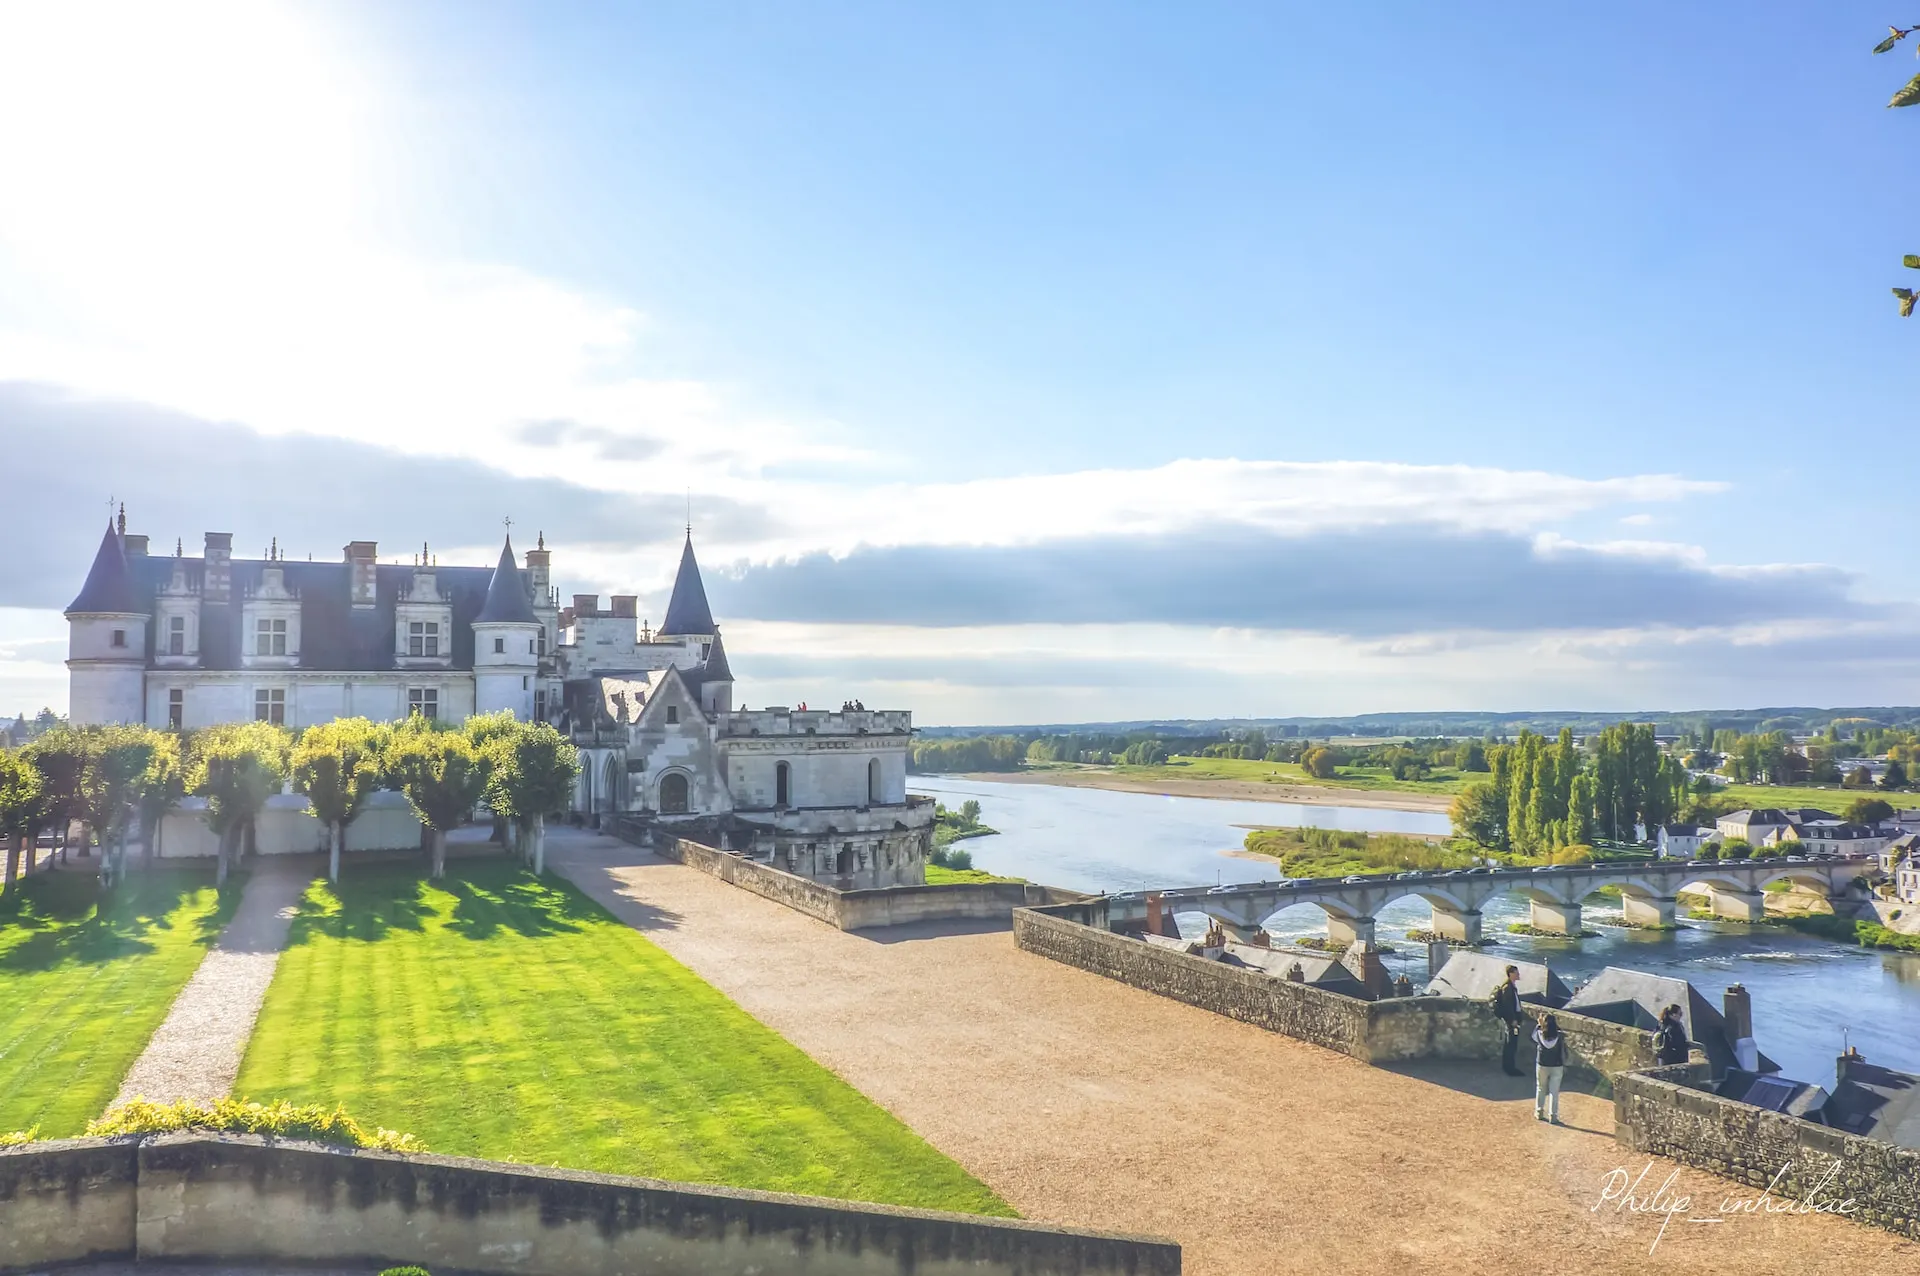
[67,521,142,615]
[659,533,715,636]
[700,629,733,682]
[475,536,539,625]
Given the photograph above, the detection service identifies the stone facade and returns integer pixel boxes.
[1615,1063,1919,1240]
[0,1134,1181,1275]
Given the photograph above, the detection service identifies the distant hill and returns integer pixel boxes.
[915,707,1920,739]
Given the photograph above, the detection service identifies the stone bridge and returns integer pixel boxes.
[1106,855,1877,946]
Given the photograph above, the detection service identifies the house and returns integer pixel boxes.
[1879,832,1919,875]
[1897,849,1920,905]
[1563,969,1776,1080]
[1714,808,1838,848]
[1771,818,1888,859]
[1718,1050,1920,1150]
[1425,951,1571,1007]
[1655,823,1717,859]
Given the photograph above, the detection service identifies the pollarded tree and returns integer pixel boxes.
[292,718,390,884]
[463,710,523,846]
[484,722,580,875]
[84,725,161,884]
[136,733,185,870]
[389,730,487,880]
[25,725,92,863]
[0,748,46,895]
[188,722,292,886]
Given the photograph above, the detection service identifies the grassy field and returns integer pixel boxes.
[924,864,1024,885]
[0,868,236,1137]
[235,861,1010,1215]
[1241,827,1476,878]
[1715,783,1894,813]
[1113,754,1478,798]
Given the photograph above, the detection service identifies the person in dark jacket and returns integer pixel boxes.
[1493,965,1525,1076]
[1533,1012,1568,1123]
[1653,1003,1690,1066]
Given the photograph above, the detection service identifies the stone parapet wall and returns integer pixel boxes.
[1615,1064,1919,1240]
[0,1134,1180,1276]
[1013,907,1662,1078]
[611,823,1089,931]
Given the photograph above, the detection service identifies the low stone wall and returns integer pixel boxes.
[0,1134,1180,1276]
[1615,1064,1919,1240]
[623,828,1089,931]
[0,1138,137,1272]
[1014,907,1663,1081]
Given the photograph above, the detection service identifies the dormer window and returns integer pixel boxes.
[256,618,287,656]
[168,616,185,656]
[409,621,440,657]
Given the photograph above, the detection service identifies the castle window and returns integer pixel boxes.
[493,637,505,654]
[776,761,791,808]
[529,638,536,654]
[666,706,679,725]
[408,621,440,657]
[535,690,547,721]
[111,629,126,648]
[168,689,183,729]
[538,629,547,656]
[254,688,285,725]
[167,616,185,656]
[868,758,881,804]
[256,617,287,656]
[408,687,438,720]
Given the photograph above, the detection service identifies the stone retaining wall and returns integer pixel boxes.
[619,826,1088,931]
[1013,906,1662,1081]
[0,1134,1180,1276]
[1615,1064,1919,1240]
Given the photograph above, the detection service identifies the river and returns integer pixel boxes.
[909,773,1920,1085]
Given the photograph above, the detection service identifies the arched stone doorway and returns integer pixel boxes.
[659,771,690,814]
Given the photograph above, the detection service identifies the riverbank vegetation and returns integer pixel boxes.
[1241,827,1475,878]
[1781,913,1920,952]
[925,864,1024,885]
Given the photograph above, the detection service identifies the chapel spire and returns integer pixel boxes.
[658,531,716,637]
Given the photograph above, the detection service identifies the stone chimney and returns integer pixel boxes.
[203,532,233,601]
[610,595,638,619]
[1723,984,1759,1072]
[526,531,551,599]
[124,534,149,557]
[343,541,378,608]
[573,594,600,616]
[1340,941,1392,1000]
[1837,1045,1866,1088]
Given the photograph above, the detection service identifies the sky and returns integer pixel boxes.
[3,1,1919,724]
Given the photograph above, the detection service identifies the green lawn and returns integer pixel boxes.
[0,868,236,1137]
[1111,754,1475,797]
[924,864,1024,885]
[1716,782,1890,813]
[235,862,1010,1215]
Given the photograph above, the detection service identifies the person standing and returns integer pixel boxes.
[1533,1013,1567,1123]
[1493,965,1526,1076]
[1653,1003,1690,1066]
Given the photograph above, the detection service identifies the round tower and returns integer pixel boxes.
[66,516,149,725]
[471,535,541,720]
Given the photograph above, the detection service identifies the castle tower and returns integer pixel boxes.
[658,532,716,639]
[66,519,149,725]
[697,630,734,715]
[471,535,540,720]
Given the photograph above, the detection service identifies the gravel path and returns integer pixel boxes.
[546,827,1919,1276]
[112,865,312,1109]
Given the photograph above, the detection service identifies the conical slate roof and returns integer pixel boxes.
[700,629,733,682]
[658,534,715,636]
[67,521,143,614]
[474,536,539,625]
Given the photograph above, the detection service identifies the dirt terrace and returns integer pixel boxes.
[545,828,1917,1276]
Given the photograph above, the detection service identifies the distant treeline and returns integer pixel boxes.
[907,730,1489,775]
[917,707,1920,741]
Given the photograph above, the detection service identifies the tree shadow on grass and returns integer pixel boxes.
[283,868,433,948]
[0,866,231,972]
[444,868,606,941]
